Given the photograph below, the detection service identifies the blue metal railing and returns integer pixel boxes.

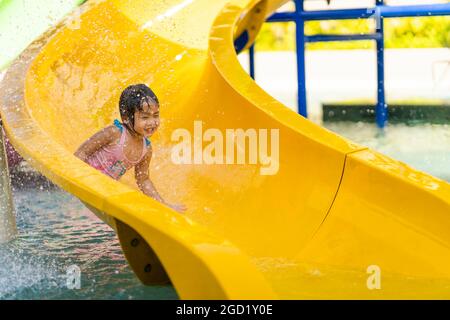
[248,0,450,128]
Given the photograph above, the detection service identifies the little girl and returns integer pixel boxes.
[74,84,186,213]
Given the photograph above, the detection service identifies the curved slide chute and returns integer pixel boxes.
[1,0,449,299]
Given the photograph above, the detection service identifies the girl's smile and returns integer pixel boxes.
[145,127,156,136]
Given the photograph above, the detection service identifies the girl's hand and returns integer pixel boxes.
[167,203,187,214]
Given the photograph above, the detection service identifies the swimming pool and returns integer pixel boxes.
[0,186,178,299]
[324,122,450,182]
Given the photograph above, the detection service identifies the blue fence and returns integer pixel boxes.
[247,0,450,128]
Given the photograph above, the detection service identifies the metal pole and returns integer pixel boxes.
[249,44,255,80]
[0,120,17,243]
[376,0,387,128]
[295,0,307,117]
[268,3,450,21]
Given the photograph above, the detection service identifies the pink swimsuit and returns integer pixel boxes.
[86,119,151,180]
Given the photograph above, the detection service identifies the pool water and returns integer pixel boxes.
[324,122,450,182]
[0,186,178,300]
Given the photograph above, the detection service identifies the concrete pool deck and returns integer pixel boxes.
[239,48,450,123]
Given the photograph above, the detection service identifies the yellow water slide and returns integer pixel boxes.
[1,0,450,299]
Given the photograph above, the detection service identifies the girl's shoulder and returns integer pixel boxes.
[105,122,122,138]
[98,122,122,145]
[83,124,121,150]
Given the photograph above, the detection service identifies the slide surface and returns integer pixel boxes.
[1,0,450,299]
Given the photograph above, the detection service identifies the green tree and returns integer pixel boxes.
[254,17,450,50]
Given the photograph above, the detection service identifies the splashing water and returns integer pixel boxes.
[0,186,178,300]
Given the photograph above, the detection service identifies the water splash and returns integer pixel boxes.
[0,187,178,299]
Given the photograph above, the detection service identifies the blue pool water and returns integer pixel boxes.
[0,187,178,300]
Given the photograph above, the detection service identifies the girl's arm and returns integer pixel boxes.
[135,148,186,213]
[74,126,119,162]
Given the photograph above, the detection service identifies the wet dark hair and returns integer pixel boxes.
[119,84,159,135]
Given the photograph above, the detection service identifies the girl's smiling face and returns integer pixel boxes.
[132,101,160,138]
